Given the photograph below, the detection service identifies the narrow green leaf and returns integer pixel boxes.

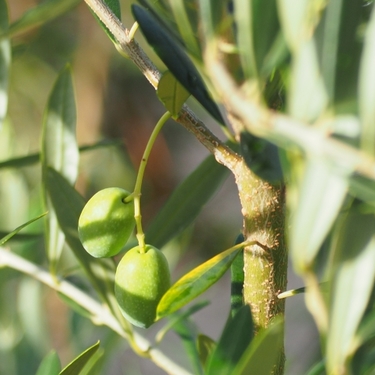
[0,140,122,170]
[327,210,375,374]
[206,305,253,375]
[0,0,10,128]
[234,0,280,80]
[290,158,349,271]
[7,0,80,37]
[349,174,375,209]
[353,311,375,353]
[91,0,121,43]
[36,351,61,375]
[231,316,284,375]
[0,212,47,246]
[41,65,78,273]
[156,246,242,319]
[305,360,326,375]
[197,334,216,368]
[173,319,205,375]
[198,0,226,41]
[156,300,209,343]
[277,0,310,52]
[168,0,200,58]
[46,167,118,312]
[157,71,190,117]
[319,0,343,102]
[359,4,375,155]
[146,153,229,248]
[59,341,100,375]
[289,39,328,123]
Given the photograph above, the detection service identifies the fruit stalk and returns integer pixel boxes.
[128,111,172,253]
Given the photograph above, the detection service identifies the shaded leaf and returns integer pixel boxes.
[36,351,61,375]
[305,360,326,375]
[46,167,118,312]
[41,65,78,273]
[197,334,216,368]
[157,70,190,117]
[326,210,375,374]
[146,153,229,248]
[240,132,283,184]
[206,305,253,375]
[8,0,80,37]
[0,212,47,246]
[231,316,284,375]
[132,4,226,125]
[0,0,10,129]
[156,300,209,343]
[59,341,100,375]
[173,319,204,375]
[157,245,242,319]
[290,158,349,271]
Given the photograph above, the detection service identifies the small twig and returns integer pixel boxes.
[0,247,193,375]
[83,0,240,172]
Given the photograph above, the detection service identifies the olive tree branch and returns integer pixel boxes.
[204,45,375,181]
[0,247,193,375]
[83,0,241,172]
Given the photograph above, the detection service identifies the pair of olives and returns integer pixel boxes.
[78,188,170,328]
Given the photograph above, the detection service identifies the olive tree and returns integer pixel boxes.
[0,1,375,375]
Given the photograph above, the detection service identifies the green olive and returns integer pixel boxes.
[115,245,171,328]
[78,187,135,258]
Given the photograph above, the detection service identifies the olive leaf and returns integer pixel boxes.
[157,70,190,117]
[59,341,100,375]
[156,246,242,319]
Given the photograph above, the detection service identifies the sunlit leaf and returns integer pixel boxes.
[146,153,229,248]
[8,0,80,37]
[0,212,47,246]
[231,316,284,375]
[36,351,61,375]
[290,158,349,271]
[41,65,78,274]
[206,305,253,375]
[59,341,100,375]
[156,245,242,319]
[0,0,10,129]
[326,209,375,374]
[157,71,190,117]
[359,4,375,155]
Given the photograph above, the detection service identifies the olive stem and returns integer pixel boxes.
[130,111,172,253]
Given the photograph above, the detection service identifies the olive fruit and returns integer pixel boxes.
[78,187,135,258]
[115,245,171,328]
